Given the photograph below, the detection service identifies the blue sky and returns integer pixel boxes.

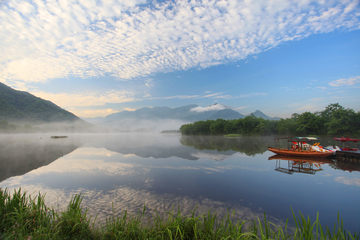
[1,0,359,118]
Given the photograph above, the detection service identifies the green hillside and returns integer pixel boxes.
[0,82,79,123]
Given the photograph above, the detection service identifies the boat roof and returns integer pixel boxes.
[273,136,320,141]
[295,136,319,141]
[334,137,359,142]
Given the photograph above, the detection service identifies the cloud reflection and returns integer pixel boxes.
[335,177,360,187]
[2,184,283,228]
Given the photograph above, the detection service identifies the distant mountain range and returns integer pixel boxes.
[0,82,279,132]
[83,103,279,129]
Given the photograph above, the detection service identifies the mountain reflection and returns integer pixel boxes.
[0,134,85,182]
[86,134,238,161]
[180,135,274,156]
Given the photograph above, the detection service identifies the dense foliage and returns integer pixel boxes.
[180,103,360,136]
[0,188,358,239]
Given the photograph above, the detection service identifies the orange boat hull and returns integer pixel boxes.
[268,147,333,158]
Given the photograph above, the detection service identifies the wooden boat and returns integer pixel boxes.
[268,136,333,158]
[268,147,333,158]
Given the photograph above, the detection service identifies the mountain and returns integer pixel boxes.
[0,82,92,132]
[248,110,279,120]
[0,82,81,123]
[83,105,280,131]
[105,104,244,122]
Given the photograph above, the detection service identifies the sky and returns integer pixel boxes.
[1,0,360,118]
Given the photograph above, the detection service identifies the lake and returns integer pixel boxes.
[0,133,359,233]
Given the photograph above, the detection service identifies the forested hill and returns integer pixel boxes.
[0,82,79,123]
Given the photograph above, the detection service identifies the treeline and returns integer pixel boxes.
[180,103,360,136]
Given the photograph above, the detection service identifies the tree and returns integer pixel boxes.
[296,112,320,135]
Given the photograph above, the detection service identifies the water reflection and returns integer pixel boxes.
[97,134,238,161]
[0,134,85,182]
[180,135,274,156]
[268,155,333,175]
[0,133,359,232]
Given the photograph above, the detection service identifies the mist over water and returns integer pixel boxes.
[0,133,359,232]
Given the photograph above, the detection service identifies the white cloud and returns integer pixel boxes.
[311,97,323,102]
[149,94,200,100]
[190,104,226,113]
[329,76,360,87]
[235,106,247,110]
[238,93,267,98]
[0,0,359,84]
[124,107,136,111]
[32,90,135,107]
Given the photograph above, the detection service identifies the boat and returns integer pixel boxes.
[333,136,360,161]
[268,136,334,158]
[333,136,359,151]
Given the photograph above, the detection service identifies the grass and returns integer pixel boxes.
[223,134,242,138]
[0,188,358,240]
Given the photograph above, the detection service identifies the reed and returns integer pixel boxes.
[0,188,358,240]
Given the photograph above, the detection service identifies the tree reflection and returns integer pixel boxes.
[180,135,274,156]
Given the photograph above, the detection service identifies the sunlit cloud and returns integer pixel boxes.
[71,108,119,118]
[32,90,135,107]
[149,94,200,100]
[124,107,136,111]
[329,76,360,87]
[1,0,359,84]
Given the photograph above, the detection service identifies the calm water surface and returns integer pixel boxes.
[0,133,359,232]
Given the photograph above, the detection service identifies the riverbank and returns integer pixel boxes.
[0,188,358,240]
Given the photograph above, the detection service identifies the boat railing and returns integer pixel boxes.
[273,136,320,152]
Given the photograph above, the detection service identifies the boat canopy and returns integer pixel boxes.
[295,137,319,141]
[334,137,359,142]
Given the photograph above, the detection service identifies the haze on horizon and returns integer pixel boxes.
[1,0,359,119]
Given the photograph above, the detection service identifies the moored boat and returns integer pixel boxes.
[333,136,360,160]
[268,147,333,157]
[268,136,333,158]
[333,136,359,151]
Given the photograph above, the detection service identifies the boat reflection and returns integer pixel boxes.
[268,155,333,175]
[331,156,360,173]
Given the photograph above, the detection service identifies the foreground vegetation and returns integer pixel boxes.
[180,103,360,136]
[1,188,358,239]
